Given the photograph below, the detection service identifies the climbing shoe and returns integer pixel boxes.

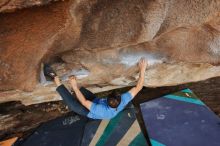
[43,64,57,80]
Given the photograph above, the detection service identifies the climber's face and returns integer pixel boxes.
[107,91,121,108]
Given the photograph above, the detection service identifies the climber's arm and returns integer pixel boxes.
[69,76,92,110]
[73,87,92,110]
[129,58,147,98]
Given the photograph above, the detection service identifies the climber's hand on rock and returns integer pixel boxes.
[69,75,78,90]
[138,58,147,72]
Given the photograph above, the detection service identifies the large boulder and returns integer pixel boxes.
[0,0,220,105]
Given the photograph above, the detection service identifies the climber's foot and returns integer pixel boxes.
[43,64,57,80]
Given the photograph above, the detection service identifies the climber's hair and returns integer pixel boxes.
[107,91,121,108]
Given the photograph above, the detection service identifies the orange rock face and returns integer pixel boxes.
[0,1,73,91]
[0,0,220,98]
[0,0,55,12]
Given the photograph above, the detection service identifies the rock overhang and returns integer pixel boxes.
[0,0,220,105]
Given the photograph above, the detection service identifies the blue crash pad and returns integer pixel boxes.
[140,89,220,146]
[14,107,148,146]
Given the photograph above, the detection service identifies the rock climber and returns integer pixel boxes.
[44,58,147,119]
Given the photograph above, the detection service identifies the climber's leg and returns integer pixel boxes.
[44,64,90,117]
[56,84,89,117]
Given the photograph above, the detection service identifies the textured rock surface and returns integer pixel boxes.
[0,0,220,104]
[0,0,56,12]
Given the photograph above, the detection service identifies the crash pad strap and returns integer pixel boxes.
[89,120,110,146]
[116,120,140,146]
[95,112,124,146]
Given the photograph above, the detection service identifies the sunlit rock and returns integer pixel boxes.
[0,0,220,105]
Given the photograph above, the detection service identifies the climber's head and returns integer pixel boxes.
[107,91,121,108]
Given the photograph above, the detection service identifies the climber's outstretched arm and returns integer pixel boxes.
[129,58,147,98]
[69,76,92,110]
